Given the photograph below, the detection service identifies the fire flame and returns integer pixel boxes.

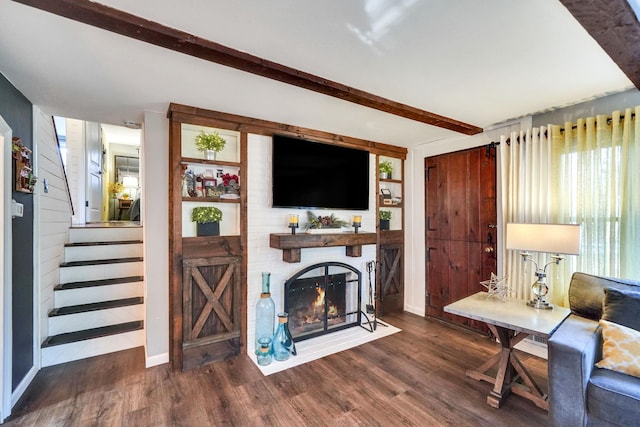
[300,287,339,324]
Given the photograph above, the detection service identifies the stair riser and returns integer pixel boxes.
[60,262,143,283]
[49,304,144,335]
[41,329,145,367]
[69,227,142,243]
[55,281,144,307]
[64,243,143,262]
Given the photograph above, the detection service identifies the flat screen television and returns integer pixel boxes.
[272,135,370,210]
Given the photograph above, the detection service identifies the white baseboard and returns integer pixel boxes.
[403,304,425,316]
[12,364,38,407]
[146,351,169,368]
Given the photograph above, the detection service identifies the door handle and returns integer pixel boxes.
[484,247,494,253]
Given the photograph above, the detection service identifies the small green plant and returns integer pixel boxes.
[379,161,393,175]
[195,130,226,152]
[379,210,392,221]
[191,206,222,224]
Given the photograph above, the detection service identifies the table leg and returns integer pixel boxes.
[466,323,547,409]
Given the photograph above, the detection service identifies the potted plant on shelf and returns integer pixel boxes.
[379,161,393,180]
[195,130,226,160]
[192,206,223,236]
[379,210,392,230]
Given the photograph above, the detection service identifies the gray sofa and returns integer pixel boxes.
[548,272,640,426]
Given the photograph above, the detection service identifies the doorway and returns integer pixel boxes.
[54,118,141,224]
[425,146,497,333]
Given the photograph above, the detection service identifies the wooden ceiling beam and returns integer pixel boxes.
[560,0,640,90]
[13,0,483,135]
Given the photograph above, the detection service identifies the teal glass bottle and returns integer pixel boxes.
[272,312,295,361]
[256,337,272,366]
[255,272,275,351]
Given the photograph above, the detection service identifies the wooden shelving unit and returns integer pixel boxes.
[168,104,247,371]
[376,155,405,316]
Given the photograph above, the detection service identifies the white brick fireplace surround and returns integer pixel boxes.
[246,134,383,362]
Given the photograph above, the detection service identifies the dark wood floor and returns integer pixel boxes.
[6,312,548,426]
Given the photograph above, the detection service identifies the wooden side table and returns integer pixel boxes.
[118,198,132,220]
[444,292,570,410]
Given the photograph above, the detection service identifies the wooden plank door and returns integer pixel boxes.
[378,232,404,315]
[425,146,496,332]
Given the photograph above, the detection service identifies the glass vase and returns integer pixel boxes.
[255,272,275,351]
[272,312,295,361]
[256,337,272,366]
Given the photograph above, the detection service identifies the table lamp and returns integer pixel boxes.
[506,223,581,309]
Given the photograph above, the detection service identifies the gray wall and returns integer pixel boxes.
[0,73,34,390]
[533,88,640,126]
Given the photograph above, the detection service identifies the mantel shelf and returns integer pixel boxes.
[269,232,377,263]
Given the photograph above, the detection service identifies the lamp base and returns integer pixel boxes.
[527,298,553,310]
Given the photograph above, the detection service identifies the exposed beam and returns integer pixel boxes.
[560,0,640,90]
[12,0,483,135]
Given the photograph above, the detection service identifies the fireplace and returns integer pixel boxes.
[284,262,362,341]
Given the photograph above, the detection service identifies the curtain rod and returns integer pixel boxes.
[488,111,637,147]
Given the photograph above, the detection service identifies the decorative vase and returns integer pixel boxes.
[255,273,275,352]
[380,219,390,230]
[196,222,220,236]
[205,150,216,161]
[272,312,295,361]
[256,336,272,366]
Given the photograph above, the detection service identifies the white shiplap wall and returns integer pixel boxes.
[246,134,377,355]
[34,109,72,342]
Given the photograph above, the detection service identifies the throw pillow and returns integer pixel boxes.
[596,319,640,378]
[602,287,640,331]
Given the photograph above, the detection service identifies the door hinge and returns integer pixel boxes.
[85,200,89,207]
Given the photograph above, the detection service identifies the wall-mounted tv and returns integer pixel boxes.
[272,135,370,210]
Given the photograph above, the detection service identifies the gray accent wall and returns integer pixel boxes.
[532,88,640,126]
[0,73,34,390]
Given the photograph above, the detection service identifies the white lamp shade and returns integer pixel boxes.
[506,223,581,255]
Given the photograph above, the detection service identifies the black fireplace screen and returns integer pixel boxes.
[284,262,362,341]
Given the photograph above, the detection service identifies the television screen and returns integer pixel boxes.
[272,135,370,210]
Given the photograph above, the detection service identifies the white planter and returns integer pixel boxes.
[305,228,346,234]
[204,150,216,160]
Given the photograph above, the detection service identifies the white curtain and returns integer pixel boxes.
[500,106,640,306]
[499,127,555,301]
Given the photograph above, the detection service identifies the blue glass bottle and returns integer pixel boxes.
[255,272,275,351]
[256,337,272,366]
[272,312,295,361]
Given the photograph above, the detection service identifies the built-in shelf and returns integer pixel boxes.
[182,197,240,203]
[269,232,377,263]
[379,178,402,184]
[181,157,240,167]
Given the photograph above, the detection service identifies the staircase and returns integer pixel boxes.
[41,225,145,367]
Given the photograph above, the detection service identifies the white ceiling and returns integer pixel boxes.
[0,0,634,147]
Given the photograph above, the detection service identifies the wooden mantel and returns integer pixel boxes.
[269,232,377,263]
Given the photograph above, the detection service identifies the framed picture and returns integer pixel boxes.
[202,178,218,198]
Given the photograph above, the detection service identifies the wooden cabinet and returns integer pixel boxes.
[168,105,247,371]
[376,156,405,315]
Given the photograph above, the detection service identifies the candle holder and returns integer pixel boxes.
[288,214,299,235]
[352,216,362,234]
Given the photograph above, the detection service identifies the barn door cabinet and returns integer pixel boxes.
[376,155,405,316]
[168,104,247,371]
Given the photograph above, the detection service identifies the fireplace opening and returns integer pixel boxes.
[284,262,362,341]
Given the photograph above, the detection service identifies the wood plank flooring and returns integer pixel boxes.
[6,312,548,426]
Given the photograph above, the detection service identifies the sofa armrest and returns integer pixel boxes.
[548,315,601,427]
